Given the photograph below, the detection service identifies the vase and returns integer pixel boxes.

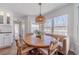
[36,35,41,39]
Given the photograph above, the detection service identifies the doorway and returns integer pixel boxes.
[14,23,19,39]
[14,21,25,40]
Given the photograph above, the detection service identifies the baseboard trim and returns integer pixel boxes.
[70,49,76,55]
[70,49,74,52]
[0,46,12,50]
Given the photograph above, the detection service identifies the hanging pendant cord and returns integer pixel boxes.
[39,3,41,16]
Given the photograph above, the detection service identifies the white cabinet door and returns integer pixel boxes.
[4,33,12,47]
[0,33,13,48]
[0,34,4,48]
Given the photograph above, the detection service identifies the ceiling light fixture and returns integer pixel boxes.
[36,3,45,23]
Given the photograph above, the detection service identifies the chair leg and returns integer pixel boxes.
[17,48,22,55]
[55,51,58,55]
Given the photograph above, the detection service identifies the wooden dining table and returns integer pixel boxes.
[23,34,54,48]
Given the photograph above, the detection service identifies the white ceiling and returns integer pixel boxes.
[0,3,69,16]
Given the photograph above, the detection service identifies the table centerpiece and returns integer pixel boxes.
[34,30,43,39]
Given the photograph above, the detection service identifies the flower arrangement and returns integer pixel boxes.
[34,30,43,39]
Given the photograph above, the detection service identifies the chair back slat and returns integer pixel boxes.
[63,39,66,54]
[15,39,22,55]
[49,41,54,50]
[48,41,58,55]
[15,40,19,48]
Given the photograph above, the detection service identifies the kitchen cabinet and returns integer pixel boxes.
[0,10,13,48]
[0,33,13,48]
[0,34,4,48]
[4,33,12,47]
[0,11,12,24]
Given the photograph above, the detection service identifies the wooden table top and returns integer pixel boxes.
[23,34,54,48]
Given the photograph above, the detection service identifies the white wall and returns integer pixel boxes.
[72,3,79,54]
[45,4,77,54]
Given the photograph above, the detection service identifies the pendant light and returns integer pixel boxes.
[36,3,45,23]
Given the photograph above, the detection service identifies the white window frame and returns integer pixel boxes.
[53,14,68,36]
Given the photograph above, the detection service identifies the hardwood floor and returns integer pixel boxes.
[0,42,16,55]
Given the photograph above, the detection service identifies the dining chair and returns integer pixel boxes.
[15,39,33,55]
[58,36,70,55]
[39,41,58,55]
[15,39,21,55]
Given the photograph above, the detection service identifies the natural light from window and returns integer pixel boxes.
[53,14,68,36]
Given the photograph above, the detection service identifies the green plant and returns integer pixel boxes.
[35,30,43,39]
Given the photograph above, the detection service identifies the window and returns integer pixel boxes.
[44,19,53,34]
[31,20,39,33]
[53,15,68,36]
